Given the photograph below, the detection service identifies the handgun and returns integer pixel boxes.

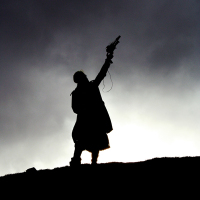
[106,35,121,55]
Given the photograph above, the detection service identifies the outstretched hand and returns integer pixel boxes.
[106,53,114,63]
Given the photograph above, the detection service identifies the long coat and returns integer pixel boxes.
[71,60,113,152]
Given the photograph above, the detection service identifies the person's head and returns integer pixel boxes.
[73,71,89,84]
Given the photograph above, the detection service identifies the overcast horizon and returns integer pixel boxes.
[1,0,200,176]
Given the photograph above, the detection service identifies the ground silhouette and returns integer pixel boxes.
[1,156,199,198]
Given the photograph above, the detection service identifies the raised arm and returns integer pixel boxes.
[94,36,121,86]
[94,54,113,86]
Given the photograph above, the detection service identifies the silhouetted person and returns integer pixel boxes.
[70,54,114,166]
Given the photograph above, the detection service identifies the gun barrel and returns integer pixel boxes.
[116,35,121,41]
[113,35,121,45]
[106,35,121,54]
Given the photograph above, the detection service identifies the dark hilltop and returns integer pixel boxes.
[1,156,200,198]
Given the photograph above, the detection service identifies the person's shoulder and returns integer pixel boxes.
[90,80,98,86]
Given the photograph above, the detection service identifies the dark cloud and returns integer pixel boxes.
[1,0,199,70]
[148,38,194,69]
[145,0,200,71]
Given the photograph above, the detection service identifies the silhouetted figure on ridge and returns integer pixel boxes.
[70,36,120,166]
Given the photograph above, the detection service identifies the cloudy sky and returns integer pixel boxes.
[0,0,200,176]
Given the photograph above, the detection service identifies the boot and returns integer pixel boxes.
[91,151,99,165]
[70,157,81,167]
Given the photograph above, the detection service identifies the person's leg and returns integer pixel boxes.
[70,142,83,166]
[91,150,99,165]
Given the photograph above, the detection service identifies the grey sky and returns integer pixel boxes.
[0,0,200,176]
